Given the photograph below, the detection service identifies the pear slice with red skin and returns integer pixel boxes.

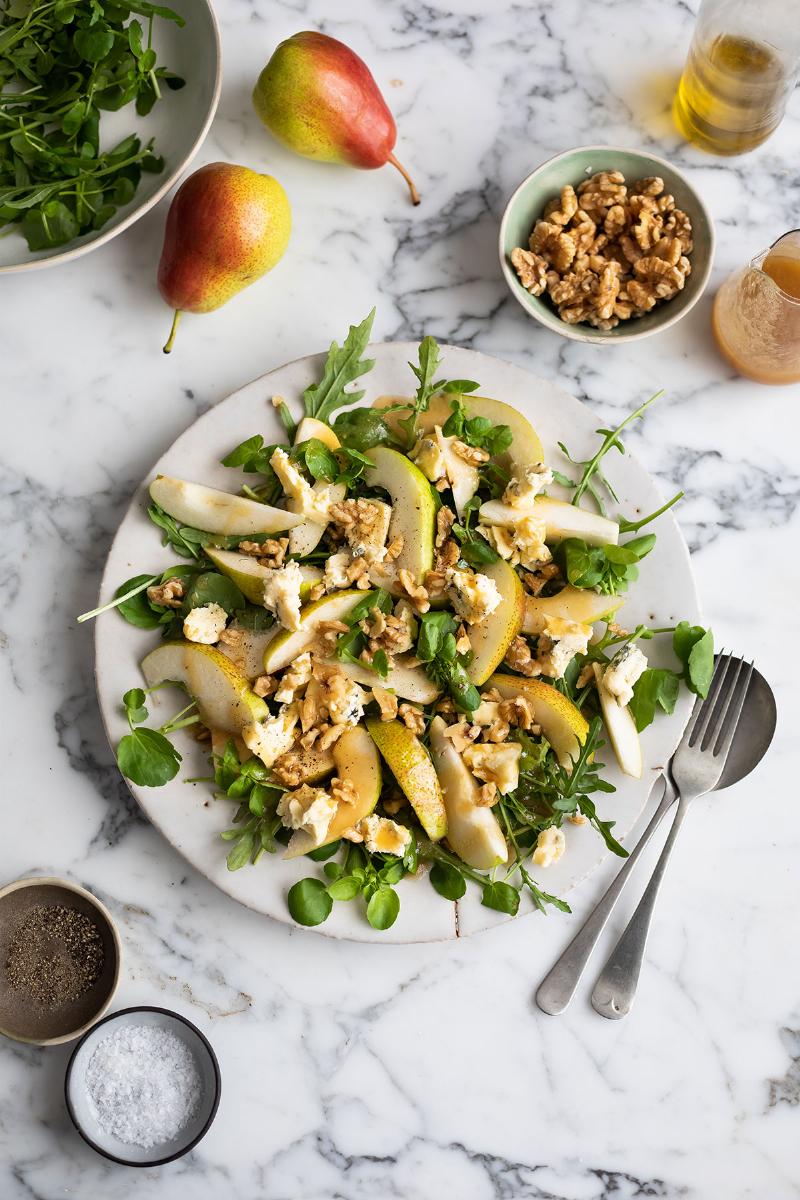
[283,725,381,858]
[523,587,624,635]
[150,475,301,537]
[366,718,446,840]
[429,717,508,870]
[489,673,589,769]
[592,664,642,779]
[467,559,525,685]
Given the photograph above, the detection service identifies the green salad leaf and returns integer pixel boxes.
[303,309,376,424]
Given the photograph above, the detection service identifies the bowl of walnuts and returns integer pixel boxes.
[499,146,714,343]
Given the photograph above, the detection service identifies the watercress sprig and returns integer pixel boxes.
[116,686,195,787]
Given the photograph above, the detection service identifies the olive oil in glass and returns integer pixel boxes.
[673,1,800,154]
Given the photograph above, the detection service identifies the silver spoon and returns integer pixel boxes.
[536,662,776,1016]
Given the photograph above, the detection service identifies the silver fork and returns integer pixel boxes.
[591,653,754,1019]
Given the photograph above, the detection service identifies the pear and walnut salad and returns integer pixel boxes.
[86,311,713,931]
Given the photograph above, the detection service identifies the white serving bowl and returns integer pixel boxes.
[0,0,221,274]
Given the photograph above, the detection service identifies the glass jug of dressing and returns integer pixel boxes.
[712,231,800,384]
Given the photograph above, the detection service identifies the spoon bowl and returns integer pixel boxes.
[716,663,776,789]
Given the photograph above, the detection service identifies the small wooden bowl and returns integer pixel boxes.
[0,877,121,1046]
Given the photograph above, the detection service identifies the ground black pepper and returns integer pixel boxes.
[5,904,104,1006]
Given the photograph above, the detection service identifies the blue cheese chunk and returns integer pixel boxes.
[262,559,304,631]
[603,644,648,707]
[536,616,592,679]
[278,784,336,843]
[182,602,228,644]
[446,566,502,626]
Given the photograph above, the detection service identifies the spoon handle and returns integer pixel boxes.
[535,777,677,1015]
[591,792,691,1020]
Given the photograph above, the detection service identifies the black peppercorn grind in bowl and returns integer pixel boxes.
[0,877,121,1045]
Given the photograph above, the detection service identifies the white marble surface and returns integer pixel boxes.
[0,0,798,1196]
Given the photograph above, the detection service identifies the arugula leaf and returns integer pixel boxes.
[303,310,376,424]
[558,391,663,515]
[393,337,480,448]
[629,668,681,731]
[673,622,714,697]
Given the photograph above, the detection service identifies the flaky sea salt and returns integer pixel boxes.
[85,1023,202,1149]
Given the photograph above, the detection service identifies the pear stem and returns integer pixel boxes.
[387,153,420,206]
[163,309,181,354]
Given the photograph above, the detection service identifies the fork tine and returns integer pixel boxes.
[688,652,731,747]
[712,660,754,760]
[701,657,743,751]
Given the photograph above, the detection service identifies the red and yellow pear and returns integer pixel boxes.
[157,162,291,352]
[252,32,420,206]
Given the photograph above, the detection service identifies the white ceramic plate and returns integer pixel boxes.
[95,344,701,943]
[0,0,220,274]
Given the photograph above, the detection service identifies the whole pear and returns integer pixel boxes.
[253,31,420,206]
[157,162,291,352]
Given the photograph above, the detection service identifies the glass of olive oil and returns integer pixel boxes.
[674,0,800,154]
[713,230,800,384]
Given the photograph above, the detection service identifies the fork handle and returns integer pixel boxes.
[591,792,691,1020]
[535,778,677,1015]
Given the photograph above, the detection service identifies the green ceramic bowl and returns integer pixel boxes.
[499,145,715,344]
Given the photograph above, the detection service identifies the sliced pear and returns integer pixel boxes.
[592,663,642,779]
[262,590,366,673]
[479,497,619,547]
[328,657,441,704]
[429,717,508,870]
[434,425,479,517]
[204,547,322,606]
[489,673,589,768]
[288,480,346,558]
[293,415,340,451]
[364,446,435,583]
[141,642,268,733]
[271,745,336,787]
[366,718,446,840]
[149,475,301,537]
[216,623,276,680]
[284,725,381,858]
[209,728,249,761]
[373,393,545,471]
[523,587,624,635]
[467,559,525,685]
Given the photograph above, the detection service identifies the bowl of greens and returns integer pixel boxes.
[0,0,221,272]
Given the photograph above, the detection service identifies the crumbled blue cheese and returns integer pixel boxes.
[446,566,502,626]
[603,644,648,707]
[533,825,566,868]
[357,814,411,855]
[327,675,367,726]
[274,651,313,704]
[278,784,336,843]
[323,551,352,592]
[346,500,392,562]
[182,602,228,644]
[262,559,304,631]
[242,704,299,767]
[462,742,521,794]
[478,513,551,569]
[503,463,553,508]
[269,447,335,524]
[412,435,447,482]
[536,615,591,679]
